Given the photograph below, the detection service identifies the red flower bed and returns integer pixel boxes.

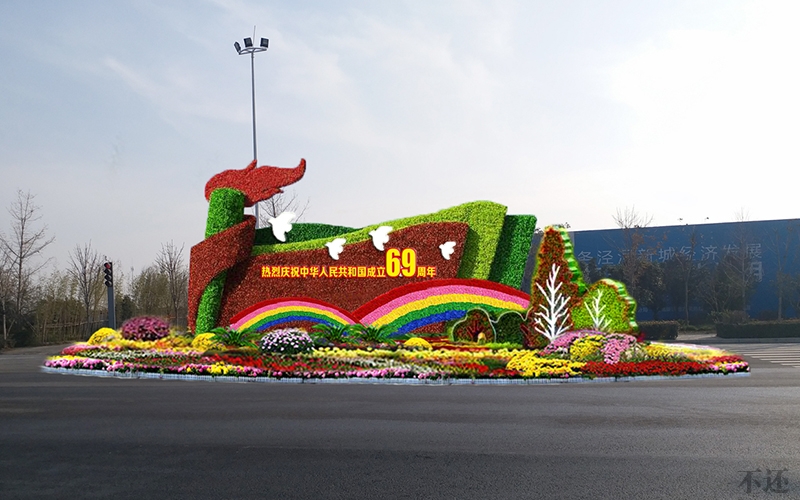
[581,360,709,378]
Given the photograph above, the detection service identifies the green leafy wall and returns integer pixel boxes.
[488,215,538,289]
[255,223,356,245]
[252,201,508,280]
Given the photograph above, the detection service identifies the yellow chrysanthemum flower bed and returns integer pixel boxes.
[191,333,224,351]
[506,351,586,378]
[87,328,122,345]
[403,337,433,350]
[205,362,237,376]
[645,342,729,361]
[84,334,199,353]
[569,335,605,361]
[311,346,523,364]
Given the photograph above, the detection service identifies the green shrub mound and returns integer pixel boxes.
[716,320,800,338]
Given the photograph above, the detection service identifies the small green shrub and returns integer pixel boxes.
[349,324,394,344]
[492,310,525,345]
[209,326,260,348]
[311,323,355,343]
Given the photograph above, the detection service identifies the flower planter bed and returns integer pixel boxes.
[43,332,749,384]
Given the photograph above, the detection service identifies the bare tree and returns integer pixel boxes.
[611,206,655,300]
[0,251,14,347]
[0,190,54,347]
[155,241,188,327]
[67,242,104,337]
[131,265,171,318]
[34,268,84,344]
[765,222,799,319]
[724,208,757,316]
[669,225,702,323]
[258,190,310,228]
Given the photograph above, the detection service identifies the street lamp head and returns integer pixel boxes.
[260,38,269,48]
[244,37,253,48]
[234,41,241,53]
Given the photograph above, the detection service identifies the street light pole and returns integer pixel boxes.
[235,34,269,227]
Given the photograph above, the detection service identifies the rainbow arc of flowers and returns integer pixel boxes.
[228,279,530,336]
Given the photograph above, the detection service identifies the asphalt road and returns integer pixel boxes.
[1,342,799,499]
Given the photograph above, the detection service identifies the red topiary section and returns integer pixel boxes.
[188,216,256,332]
[204,159,306,207]
[216,222,468,327]
[524,226,587,343]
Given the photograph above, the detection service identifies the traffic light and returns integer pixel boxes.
[103,262,113,287]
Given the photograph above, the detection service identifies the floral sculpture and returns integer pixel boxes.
[189,159,307,333]
[532,263,571,341]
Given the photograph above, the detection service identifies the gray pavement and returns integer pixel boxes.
[1,342,799,499]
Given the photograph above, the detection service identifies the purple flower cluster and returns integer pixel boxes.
[259,328,315,355]
[61,344,104,355]
[601,334,638,364]
[707,361,749,373]
[45,357,107,370]
[539,330,602,356]
[537,330,640,365]
[120,316,171,341]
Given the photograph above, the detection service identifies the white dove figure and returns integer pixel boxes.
[268,211,296,242]
[439,241,456,260]
[325,238,347,260]
[368,226,393,251]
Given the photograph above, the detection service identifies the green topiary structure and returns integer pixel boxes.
[489,215,538,289]
[525,227,587,342]
[252,201,508,280]
[522,226,639,344]
[571,279,639,334]
[196,188,245,333]
[254,223,356,245]
[450,308,495,343]
[492,310,525,345]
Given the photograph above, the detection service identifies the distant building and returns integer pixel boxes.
[523,218,800,321]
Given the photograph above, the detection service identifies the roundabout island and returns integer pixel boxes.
[44,159,749,385]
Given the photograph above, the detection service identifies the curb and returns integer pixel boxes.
[40,366,750,385]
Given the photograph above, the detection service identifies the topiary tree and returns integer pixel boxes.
[528,226,587,333]
[570,279,638,334]
[530,263,572,342]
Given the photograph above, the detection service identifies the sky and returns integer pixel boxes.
[1,0,799,284]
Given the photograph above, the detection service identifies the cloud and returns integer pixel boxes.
[604,0,800,222]
[103,56,248,125]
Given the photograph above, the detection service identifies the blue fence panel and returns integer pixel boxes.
[523,219,800,321]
